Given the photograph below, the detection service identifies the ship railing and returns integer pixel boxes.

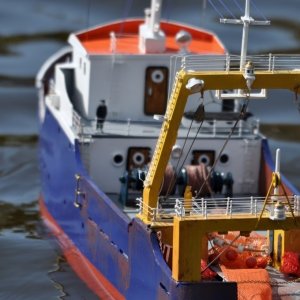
[110,32,138,54]
[180,54,300,72]
[181,118,259,137]
[137,195,300,222]
[89,118,259,137]
[72,109,82,134]
[72,110,96,139]
[71,114,259,138]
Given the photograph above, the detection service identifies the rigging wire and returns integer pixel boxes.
[164,101,205,199]
[85,0,92,42]
[217,0,236,19]
[231,0,243,14]
[119,0,134,34]
[200,0,207,26]
[208,0,224,19]
[195,98,250,199]
[163,0,172,23]
[86,0,92,28]
[251,0,267,21]
[202,233,241,274]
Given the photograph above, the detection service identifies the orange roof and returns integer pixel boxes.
[77,19,225,55]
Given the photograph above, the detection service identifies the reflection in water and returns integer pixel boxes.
[0,141,99,299]
[0,135,38,146]
[48,256,68,299]
[0,32,69,56]
[1,0,300,298]
[260,124,300,143]
[0,201,39,237]
[0,199,99,299]
[48,255,99,300]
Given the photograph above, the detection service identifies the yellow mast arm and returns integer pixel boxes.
[185,70,300,91]
[140,68,300,222]
[142,70,190,220]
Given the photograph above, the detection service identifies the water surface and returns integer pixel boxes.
[1,0,300,298]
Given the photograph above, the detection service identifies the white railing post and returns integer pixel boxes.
[127,118,131,135]
[153,208,157,221]
[137,197,142,214]
[295,195,300,216]
[254,199,257,217]
[110,31,116,53]
[268,53,272,71]
[181,56,186,69]
[226,197,230,215]
[213,120,216,136]
[238,120,243,136]
[226,53,230,72]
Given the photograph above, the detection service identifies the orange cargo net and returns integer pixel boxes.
[280,251,300,276]
[207,231,272,299]
[221,266,272,300]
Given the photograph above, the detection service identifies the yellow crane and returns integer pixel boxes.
[138,59,300,281]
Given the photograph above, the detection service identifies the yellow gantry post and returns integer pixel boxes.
[172,215,300,281]
[140,70,190,221]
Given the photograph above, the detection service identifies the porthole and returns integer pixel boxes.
[199,154,210,166]
[151,70,164,83]
[220,154,229,164]
[113,153,124,167]
[132,152,145,166]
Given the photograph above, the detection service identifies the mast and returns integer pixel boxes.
[240,0,250,71]
[220,0,270,71]
[139,0,166,53]
[219,0,270,106]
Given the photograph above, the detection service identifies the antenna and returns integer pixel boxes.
[216,0,270,101]
[220,0,270,70]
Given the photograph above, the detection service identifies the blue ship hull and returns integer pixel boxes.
[39,107,239,299]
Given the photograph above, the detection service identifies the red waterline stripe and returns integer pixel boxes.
[39,196,125,300]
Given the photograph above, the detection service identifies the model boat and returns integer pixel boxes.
[36,0,300,299]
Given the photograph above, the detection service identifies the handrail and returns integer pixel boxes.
[181,54,300,72]
[110,31,138,53]
[137,195,300,222]
[71,117,259,138]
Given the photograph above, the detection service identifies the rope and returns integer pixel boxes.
[84,0,92,42]
[231,0,243,14]
[164,102,205,198]
[163,115,195,198]
[208,0,225,19]
[162,0,172,22]
[238,279,300,286]
[202,233,241,274]
[195,98,250,199]
[119,0,134,34]
[86,0,92,29]
[251,0,267,21]
[217,0,236,19]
